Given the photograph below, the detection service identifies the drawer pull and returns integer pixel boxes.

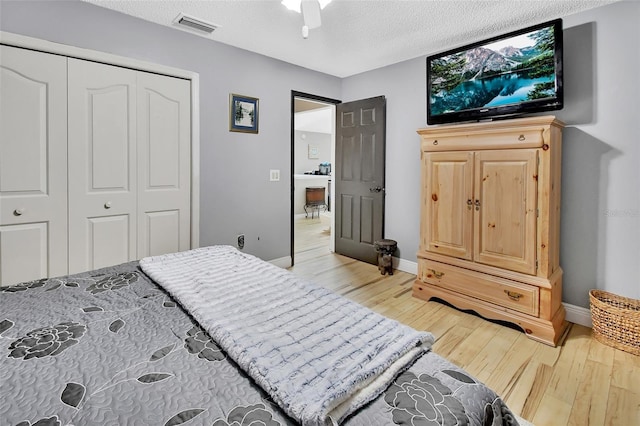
[433,139,438,145]
[518,134,526,141]
[428,269,445,279]
[504,290,523,301]
[14,208,25,216]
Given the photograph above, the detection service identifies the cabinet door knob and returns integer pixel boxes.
[104,201,112,209]
[475,199,481,211]
[13,208,25,216]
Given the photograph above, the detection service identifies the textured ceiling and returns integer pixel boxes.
[83,0,617,78]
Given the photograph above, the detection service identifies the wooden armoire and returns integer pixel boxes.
[414,116,567,346]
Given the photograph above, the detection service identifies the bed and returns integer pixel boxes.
[1,245,523,426]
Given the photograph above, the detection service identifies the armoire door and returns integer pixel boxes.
[0,46,68,286]
[137,72,191,258]
[68,59,137,274]
[422,151,474,260]
[473,149,538,274]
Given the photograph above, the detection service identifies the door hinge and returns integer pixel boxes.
[536,260,538,271]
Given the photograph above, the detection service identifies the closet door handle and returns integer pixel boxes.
[104,201,112,209]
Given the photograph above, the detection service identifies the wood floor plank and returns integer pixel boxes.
[532,393,572,426]
[545,324,591,404]
[567,359,611,426]
[520,362,554,420]
[604,386,640,425]
[289,216,640,424]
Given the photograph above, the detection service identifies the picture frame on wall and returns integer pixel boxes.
[308,144,319,159]
[229,93,259,133]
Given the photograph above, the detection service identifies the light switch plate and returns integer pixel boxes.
[270,169,280,181]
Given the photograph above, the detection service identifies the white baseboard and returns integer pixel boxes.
[563,303,592,328]
[394,256,417,275]
[393,257,593,328]
[269,255,292,269]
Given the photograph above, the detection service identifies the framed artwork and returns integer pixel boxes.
[229,93,259,133]
[308,144,319,159]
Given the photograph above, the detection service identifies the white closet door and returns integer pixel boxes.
[137,72,191,258]
[68,59,137,274]
[0,46,68,286]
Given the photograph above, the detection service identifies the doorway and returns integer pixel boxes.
[290,91,340,266]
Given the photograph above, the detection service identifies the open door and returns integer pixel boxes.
[334,96,386,264]
[290,91,340,266]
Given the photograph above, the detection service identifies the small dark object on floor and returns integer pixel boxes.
[374,239,397,276]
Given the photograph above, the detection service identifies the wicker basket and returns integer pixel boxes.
[589,290,640,356]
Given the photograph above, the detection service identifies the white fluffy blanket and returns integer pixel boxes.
[140,246,434,425]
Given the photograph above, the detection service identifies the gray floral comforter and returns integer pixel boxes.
[0,262,521,426]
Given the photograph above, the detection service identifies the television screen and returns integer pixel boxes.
[427,19,563,125]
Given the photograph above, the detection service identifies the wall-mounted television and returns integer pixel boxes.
[427,19,563,125]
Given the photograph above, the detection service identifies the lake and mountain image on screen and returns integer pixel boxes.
[429,25,557,116]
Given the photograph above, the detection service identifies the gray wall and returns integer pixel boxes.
[2,0,638,308]
[342,0,640,308]
[0,0,341,262]
[294,130,331,174]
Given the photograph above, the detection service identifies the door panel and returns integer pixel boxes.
[423,151,474,259]
[0,45,67,286]
[88,215,131,269]
[68,59,137,274]
[335,96,385,264]
[0,223,48,285]
[339,194,354,240]
[144,210,181,256]
[90,88,130,190]
[137,72,191,258]
[474,149,538,274]
[360,196,375,244]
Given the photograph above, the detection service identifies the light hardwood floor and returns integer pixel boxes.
[290,215,640,425]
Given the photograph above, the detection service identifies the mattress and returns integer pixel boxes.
[0,247,522,426]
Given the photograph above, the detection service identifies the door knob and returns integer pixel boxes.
[104,201,112,209]
[369,186,383,193]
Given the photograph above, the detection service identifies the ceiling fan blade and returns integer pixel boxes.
[301,0,322,29]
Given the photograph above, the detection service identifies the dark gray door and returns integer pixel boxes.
[335,96,386,264]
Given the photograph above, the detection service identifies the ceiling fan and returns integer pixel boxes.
[281,0,333,39]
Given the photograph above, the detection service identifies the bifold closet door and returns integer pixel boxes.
[68,59,137,274]
[0,46,68,286]
[137,72,191,258]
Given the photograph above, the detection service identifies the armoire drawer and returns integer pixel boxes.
[420,128,545,152]
[417,259,539,316]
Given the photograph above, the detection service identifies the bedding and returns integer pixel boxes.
[139,246,433,425]
[0,246,522,426]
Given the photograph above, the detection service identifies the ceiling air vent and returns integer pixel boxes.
[173,13,218,34]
